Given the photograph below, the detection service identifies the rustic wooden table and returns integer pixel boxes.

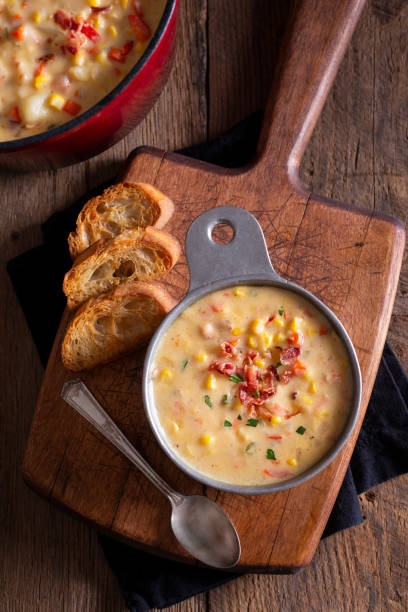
[1,1,407,610]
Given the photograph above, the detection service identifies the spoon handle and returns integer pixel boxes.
[61,379,182,505]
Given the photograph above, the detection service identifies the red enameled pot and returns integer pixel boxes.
[0,0,178,171]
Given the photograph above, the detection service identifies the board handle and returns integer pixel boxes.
[185,206,281,292]
[252,0,366,186]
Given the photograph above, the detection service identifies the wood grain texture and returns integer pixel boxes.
[1,0,408,609]
[22,0,405,573]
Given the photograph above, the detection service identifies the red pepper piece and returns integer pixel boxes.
[129,13,151,42]
[108,41,134,63]
[81,21,101,42]
[63,99,82,116]
[9,106,21,122]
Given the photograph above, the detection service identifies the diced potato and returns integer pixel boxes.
[19,92,48,124]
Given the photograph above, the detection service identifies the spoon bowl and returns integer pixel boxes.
[170,495,240,568]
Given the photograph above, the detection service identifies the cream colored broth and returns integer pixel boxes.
[152,286,353,486]
[0,0,165,140]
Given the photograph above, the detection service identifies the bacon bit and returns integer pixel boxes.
[91,4,112,12]
[129,13,151,42]
[257,406,273,420]
[54,10,78,31]
[288,330,304,347]
[108,41,134,63]
[9,106,21,123]
[87,45,100,55]
[221,340,239,359]
[262,371,277,395]
[74,89,79,97]
[81,21,101,42]
[267,435,283,440]
[291,391,299,400]
[285,409,301,419]
[63,99,81,116]
[280,370,292,385]
[208,360,237,377]
[320,325,328,335]
[267,315,275,324]
[244,365,258,390]
[60,44,78,55]
[223,292,231,297]
[280,346,300,364]
[11,25,26,40]
[268,365,280,382]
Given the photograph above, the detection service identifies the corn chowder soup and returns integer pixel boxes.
[0,0,165,140]
[152,286,353,486]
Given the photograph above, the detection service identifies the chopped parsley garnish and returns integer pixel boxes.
[276,361,282,368]
[224,420,232,427]
[221,394,230,405]
[181,359,189,371]
[246,418,259,427]
[229,373,244,383]
[296,426,306,435]
[245,442,256,455]
[237,415,242,420]
[279,309,284,316]
[266,449,276,460]
[253,390,260,398]
[204,395,212,408]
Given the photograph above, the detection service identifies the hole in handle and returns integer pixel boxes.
[210,221,235,245]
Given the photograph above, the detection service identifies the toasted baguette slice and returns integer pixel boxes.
[63,227,181,310]
[68,182,175,259]
[62,281,177,371]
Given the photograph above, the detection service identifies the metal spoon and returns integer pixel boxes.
[61,379,241,569]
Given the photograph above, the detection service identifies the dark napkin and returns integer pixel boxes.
[8,113,408,612]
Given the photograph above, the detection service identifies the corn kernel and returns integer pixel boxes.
[234,402,244,411]
[236,428,248,441]
[206,374,216,390]
[170,422,180,433]
[321,411,328,417]
[309,380,317,394]
[74,51,85,66]
[96,51,108,65]
[88,0,101,6]
[289,317,302,331]
[232,327,242,336]
[48,93,66,110]
[195,352,207,363]
[250,319,264,335]
[233,288,245,297]
[271,415,282,425]
[261,331,273,349]
[160,368,173,380]
[287,457,297,467]
[274,332,284,342]
[200,435,214,446]
[302,371,310,380]
[120,0,128,8]
[34,74,50,89]
[248,335,258,349]
[253,358,265,368]
[94,15,102,28]
[273,317,284,328]
[108,24,117,36]
[306,329,318,337]
[33,10,42,22]
[135,41,147,53]
[298,393,312,406]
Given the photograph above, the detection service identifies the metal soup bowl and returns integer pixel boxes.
[143,206,362,495]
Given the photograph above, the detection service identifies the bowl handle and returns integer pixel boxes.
[185,206,283,293]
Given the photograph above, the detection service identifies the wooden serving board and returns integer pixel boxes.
[23,0,405,571]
